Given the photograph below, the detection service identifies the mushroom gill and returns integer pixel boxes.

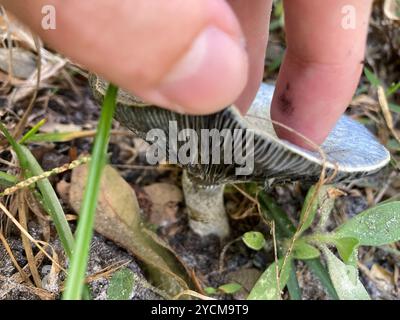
[90,75,390,239]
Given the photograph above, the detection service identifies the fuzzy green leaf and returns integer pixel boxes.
[364,67,381,87]
[299,185,332,234]
[333,237,359,264]
[293,241,320,260]
[0,171,18,187]
[107,268,135,300]
[334,202,400,246]
[322,246,370,300]
[247,259,291,300]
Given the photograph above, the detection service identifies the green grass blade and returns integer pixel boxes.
[387,82,400,97]
[63,84,118,300]
[287,261,302,300]
[19,118,47,144]
[363,67,381,87]
[0,171,18,187]
[26,131,96,143]
[19,146,75,256]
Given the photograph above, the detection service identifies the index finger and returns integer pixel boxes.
[271,0,373,148]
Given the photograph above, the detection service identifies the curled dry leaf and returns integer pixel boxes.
[69,164,193,297]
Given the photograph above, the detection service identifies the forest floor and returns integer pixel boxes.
[0,1,399,300]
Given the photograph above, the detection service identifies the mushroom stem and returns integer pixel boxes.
[182,171,230,239]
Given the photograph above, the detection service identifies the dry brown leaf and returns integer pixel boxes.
[0,47,37,79]
[55,179,71,205]
[69,164,193,297]
[143,183,183,227]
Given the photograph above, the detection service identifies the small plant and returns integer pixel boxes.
[107,268,136,300]
[245,185,400,300]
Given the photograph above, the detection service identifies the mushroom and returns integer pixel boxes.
[90,75,390,239]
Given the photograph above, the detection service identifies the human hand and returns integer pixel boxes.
[2,0,373,148]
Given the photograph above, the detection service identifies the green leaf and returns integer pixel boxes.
[299,185,332,234]
[346,247,359,270]
[334,202,400,246]
[322,246,370,300]
[63,84,118,300]
[258,192,296,238]
[247,259,291,300]
[242,231,266,251]
[218,283,242,294]
[389,103,400,114]
[26,130,97,143]
[293,240,320,260]
[333,237,359,264]
[268,56,283,72]
[287,261,302,300]
[387,82,400,97]
[19,118,46,144]
[364,67,381,87]
[387,139,400,151]
[204,287,217,295]
[20,146,75,257]
[107,268,135,300]
[0,171,18,187]
[257,190,338,300]
[299,186,319,233]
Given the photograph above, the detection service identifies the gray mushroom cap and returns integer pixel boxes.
[90,76,390,185]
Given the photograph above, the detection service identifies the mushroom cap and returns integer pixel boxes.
[90,76,390,185]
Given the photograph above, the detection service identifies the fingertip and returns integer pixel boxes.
[143,26,249,114]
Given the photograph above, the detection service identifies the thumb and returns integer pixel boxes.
[4,0,248,114]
